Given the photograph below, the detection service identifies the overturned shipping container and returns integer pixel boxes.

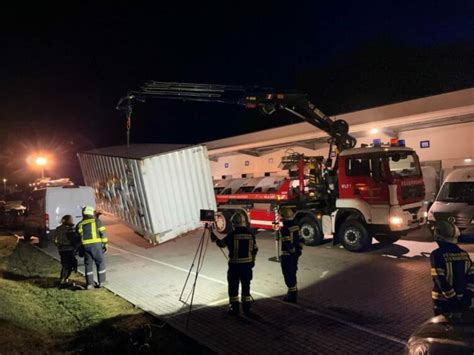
[77,144,216,244]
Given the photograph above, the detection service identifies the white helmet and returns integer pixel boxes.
[433,220,460,244]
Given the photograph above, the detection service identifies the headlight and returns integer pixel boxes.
[390,216,403,225]
[423,211,428,218]
[427,210,435,221]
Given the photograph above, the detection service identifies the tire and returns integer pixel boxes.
[374,234,401,245]
[298,217,324,246]
[38,230,50,248]
[215,211,233,234]
[338,219,372,252]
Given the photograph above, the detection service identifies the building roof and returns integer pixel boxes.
[204,88,474,157]
[81,144,190,159]
[339,146,414,156]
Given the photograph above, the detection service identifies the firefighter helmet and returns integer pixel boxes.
[433,220,460,244]
[280,207,294,220]
[82,206,95,216]
[230,213,246,228]
[61,215,73,225]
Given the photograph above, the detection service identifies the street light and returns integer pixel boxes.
[2,178,6,195]
[35,156,48,178]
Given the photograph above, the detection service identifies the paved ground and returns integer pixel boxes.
[30,217,474,354]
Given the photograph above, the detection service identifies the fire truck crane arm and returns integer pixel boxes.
[117,81,357,151]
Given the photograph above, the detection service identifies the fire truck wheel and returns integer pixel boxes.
[299,217,323,246]
[339,220,372,252]
[374,234,401,245]
[214,211,233,234]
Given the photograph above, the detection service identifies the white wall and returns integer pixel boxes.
[209,122,474,180]
[399,122,474,169]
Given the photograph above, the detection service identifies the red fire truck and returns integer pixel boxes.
[118,82,426,252]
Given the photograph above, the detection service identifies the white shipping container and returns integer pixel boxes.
[77,144,216,244]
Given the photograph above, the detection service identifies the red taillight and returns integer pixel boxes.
[44,213,49,228]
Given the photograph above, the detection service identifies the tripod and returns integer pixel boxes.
[179,223,212,329]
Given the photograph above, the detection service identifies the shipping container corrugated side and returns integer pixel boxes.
[77,145,216,244]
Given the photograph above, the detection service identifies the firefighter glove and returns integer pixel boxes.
[102,244,108,253]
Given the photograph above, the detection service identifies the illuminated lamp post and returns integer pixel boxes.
[35,157,48,179]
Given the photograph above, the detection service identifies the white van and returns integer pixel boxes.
[427,167,474,239]
[24,186,96,247]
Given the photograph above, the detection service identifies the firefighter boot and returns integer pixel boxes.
[242,301,252,316]
[283,291,297,303]
[228,302,239,316]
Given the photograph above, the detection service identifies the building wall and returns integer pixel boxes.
[399,121,474,169]
[209,122,474,180]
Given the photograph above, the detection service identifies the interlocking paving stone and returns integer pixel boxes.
[35,216,474,354]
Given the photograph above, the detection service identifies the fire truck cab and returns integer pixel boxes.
[331,143,426,251]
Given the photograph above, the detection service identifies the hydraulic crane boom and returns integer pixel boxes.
[117,81,357,153]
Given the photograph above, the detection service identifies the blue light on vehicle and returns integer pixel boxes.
[373,138,382,147]
[398,139,406,147]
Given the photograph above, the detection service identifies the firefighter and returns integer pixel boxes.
[54,214,79,287]
[76,206,108,289]
[210,213,258,316]
[279,207,304,303]
[430,220,474,315]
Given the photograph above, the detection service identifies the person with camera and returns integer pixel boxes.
[76,206,108,290]
[279,207,304,303]
[431,220,474,315]
[210,213,258,316]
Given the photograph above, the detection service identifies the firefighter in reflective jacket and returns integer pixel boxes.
[279,207,304,303]
[211,213,258,316]
[431,220,474,315]
[76,206,108,289]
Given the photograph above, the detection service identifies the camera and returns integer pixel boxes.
[200,209,215,222]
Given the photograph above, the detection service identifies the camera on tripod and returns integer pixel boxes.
[200,209,215,223]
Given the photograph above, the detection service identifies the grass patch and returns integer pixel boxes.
[0,234,212,354]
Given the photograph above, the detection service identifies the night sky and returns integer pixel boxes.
[0,1,473,183]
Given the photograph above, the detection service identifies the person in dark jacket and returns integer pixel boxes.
[211,213,258,316]
[76,206,108,289]
[54,215,79,287]
[279,207,304,303]
[431,220,474,315]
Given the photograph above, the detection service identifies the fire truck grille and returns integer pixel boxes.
[405,207,420,215]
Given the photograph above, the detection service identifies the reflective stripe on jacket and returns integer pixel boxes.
[216,226,258,264]
[280,221,303,256]
[77,218,107,246]
[430,241,474,302]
